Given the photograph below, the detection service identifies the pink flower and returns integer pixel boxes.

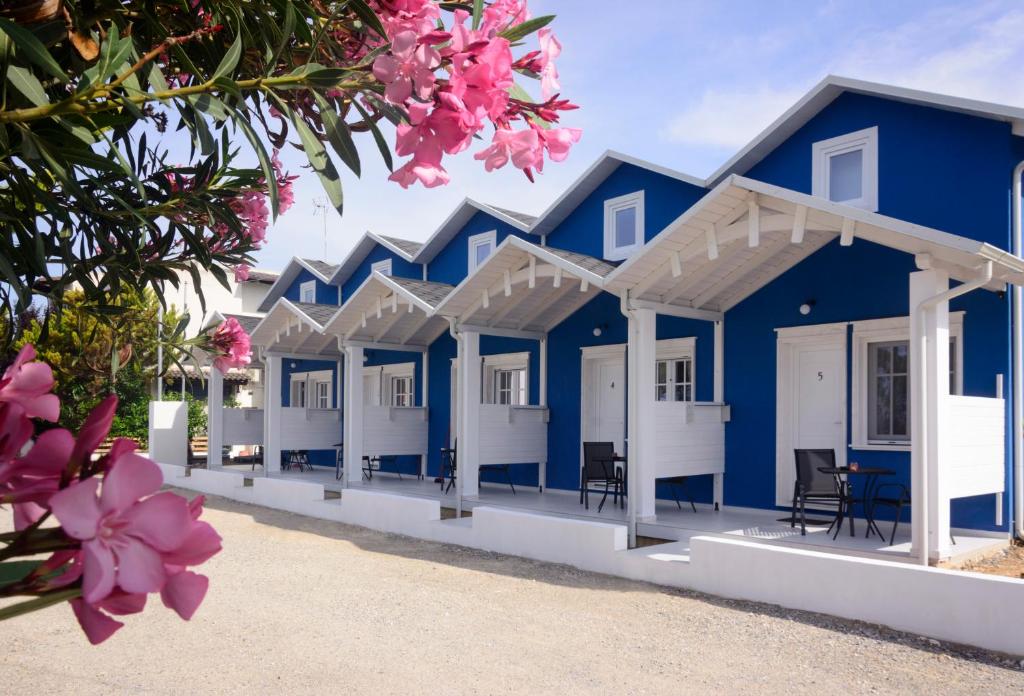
[541,126,582,162]
[373,30,440,105]
[209,317,252,372]
[49,452,193,604]
[0,345,60,422]
[0,428,72,529]
[537,29,561,100]
[475,128,544,172]
[234,264,250,282]
[0,402,32,463]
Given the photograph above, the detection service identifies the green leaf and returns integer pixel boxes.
[291,109,344,212]
[6,65,48,107]
[314,93,360,177]
[266,1,297,75]
[0,560,41,587]
[352,98,393,172]
[498,15,556,43]
[232,108,279,218]
[212,32,243,82]
[349,0,388,38]
[0,589,80,622]
[472,0,484,30]
[0,19,66,83]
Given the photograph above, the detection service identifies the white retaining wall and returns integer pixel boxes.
[156,464,1024,656]
[148,401,187,466]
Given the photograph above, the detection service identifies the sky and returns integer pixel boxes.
[238,0,1024,270]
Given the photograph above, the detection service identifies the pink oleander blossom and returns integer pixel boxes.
[209,317,252,372]
[540,126,582,163]
[475,128,544,173]
[537,29,561,100]
[234,264,251,282]
[373,30,440,105]
[0,345,60,422]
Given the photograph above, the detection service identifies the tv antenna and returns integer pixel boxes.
[312,197,328,258]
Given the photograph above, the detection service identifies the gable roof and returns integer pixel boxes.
[377,235,424,258]
[706,75,1024,187]
[248,297,341,356]
[328,230,422,287]
[412,198,539,264]
[257,256,339,312]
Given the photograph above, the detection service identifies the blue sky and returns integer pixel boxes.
[245,0,1024,269]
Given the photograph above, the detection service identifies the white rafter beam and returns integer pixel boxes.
[692,233,792,309]
[517,278,574,330]
[399,311,434,344]
[747,197,760,247]
[840,218,855,246]
[374,301,409,342]
[791,205,807,244]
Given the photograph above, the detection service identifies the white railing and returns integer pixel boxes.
[364,405,428,457]
[223,408,263,445]
[479,404,548,466]
[279,407,342,450]
[946,395,1004,499]
[653,401,729,478]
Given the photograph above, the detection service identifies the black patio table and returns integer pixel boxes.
[817,466,895,540]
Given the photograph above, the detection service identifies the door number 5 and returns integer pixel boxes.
[817,371,824,381]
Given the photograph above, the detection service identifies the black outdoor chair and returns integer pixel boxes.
[479,463,515,494]
[869,484,956,546]
[440,446,457,493]
[284,450,311,472]
[792,449,844,536]
[581,442,625,513]
[661,476,697,512]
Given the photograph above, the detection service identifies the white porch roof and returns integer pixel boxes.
[321,272,453,349]
[605,175,1024,315]
[433,236,615,335]
[248,299,341,357]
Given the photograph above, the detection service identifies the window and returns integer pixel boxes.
[390,375,413,407]
[655,357,693,402]
[603,191,644,261]
[314,381,331,409]
[299,280,316,303]
[852,313,963,449]
[811,126,878,211]
[289,369,332,408]
[483,352,529,405]
[371,259,392,277]
[290,380,306,408]
[468,231,497,272]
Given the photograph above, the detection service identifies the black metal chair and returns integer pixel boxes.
[440,446,457,493]
[581,442,625,513]
[285,450,311,472]
[869,484,956,546]
[661,476,697,512]
[479,464,515,494]
[792,449,844,536]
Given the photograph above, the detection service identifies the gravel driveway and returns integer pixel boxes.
[2,490,1023,695]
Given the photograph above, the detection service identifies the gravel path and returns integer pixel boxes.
[2,490,1023,695]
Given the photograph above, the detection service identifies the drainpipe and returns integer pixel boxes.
[448,319,463,517]
[914,261,993,565]
[1014,160,1024,542]
[619,292,638,548]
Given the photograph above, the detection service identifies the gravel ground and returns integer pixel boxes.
[2,490,1023,695]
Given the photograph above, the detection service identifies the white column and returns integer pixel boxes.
[539,337,548,407]
[909,269,951,563]
[712,318,724,510]
[343,345,364,487]
[458,330,481,500]
[627,308,657,523]
[263,354,282,475]
[420,350,429,478]
[207,364,224,469]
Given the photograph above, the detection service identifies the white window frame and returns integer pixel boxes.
[654,337,696,402]
[483,352,529,405]
[363,362,416,406]
[314,380,331,409]
[390,374,414,407]
[468,231,497,273]
[603,190,644,261]
[371,259,393,277]
[811,126,878,212]
[299,279,317,303]
[851,313,963,450]
[289,369,333,409]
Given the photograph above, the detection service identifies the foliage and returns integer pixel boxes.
[164,391,207,441]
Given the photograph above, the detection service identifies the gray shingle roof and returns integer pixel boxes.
[486,205,538,228]
[292,302,339,325]
[378,235,424,258]
[222,313,262,335]
[389,277,454,308]
[302,259,340,278]
[543,247,617,277]
[244,269,279,284]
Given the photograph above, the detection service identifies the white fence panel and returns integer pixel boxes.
[478,405,547,465]
[223,408,264,445]
[947,395,1004,499]
[279,407,342,450]
[653,402,727,478]
[148,401,187,466]
[364,406,428,456]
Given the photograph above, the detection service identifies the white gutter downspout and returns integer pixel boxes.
[914,260,993,565]
[447,318,464,518]
[1014,159,1024,542]
[619,291,638,548]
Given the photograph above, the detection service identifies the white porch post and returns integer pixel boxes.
[420,350,429,478]
[539,336,548,492]
[627,307,657,523]
[207,364,224,469]
[458,330,481,502]
[712,318,725,509]
[343,345,364,487]
[264,354,282,475]
[909,269,952,563]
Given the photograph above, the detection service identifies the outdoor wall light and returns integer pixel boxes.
[592,323,608,337]
[799,300,816,316]
[289,361,297,369]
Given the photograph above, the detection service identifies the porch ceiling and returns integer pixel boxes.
[606,175,1024,313]
[321,272,453,348]
[248,299,341,357]
[433,236,614,334]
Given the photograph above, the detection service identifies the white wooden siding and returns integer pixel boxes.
[653,402,727,477]
[279,407,342,450]
[363,406,428,457]
[223,408,264,445]
[478,405,548,465]
[947,395,1004,499]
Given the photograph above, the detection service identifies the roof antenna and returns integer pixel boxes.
[312,197,328,259]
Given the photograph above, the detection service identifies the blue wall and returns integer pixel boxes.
[545,162,707,258]
[283,268,340,305]
[427,211,533,285]
[341,244,423,301]
[363,349,425,476]
[281,358,340,467]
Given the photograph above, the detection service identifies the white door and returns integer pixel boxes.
[776,329,847,506]
[583,353,626,454]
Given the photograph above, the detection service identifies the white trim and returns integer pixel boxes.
[299,280,317,303]
[362,361,415,407]
[288,369,332,409]
[604,191,644,261]
[850,312,964,450]
[370,259,392,277]
[483,352,530,405]
[468,230,498,273]
[812,126,878,211]
[654,337,696,403]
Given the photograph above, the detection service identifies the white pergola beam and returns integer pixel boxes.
[791,205,807,244]
[692,234,792,309]
[840,218,856,246]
